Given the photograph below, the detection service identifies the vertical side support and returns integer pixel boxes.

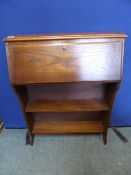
[102,82,120,144]
[12,85,34,145]
[0,120,4,133]
[26,131,34,145]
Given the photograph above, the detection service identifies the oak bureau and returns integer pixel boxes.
[3,32,127,145]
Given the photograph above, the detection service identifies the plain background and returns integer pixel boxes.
[0,0,131,128]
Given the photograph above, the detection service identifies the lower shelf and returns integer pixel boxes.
[32,120,104,134]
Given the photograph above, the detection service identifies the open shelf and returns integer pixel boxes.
[14,82,116,143]
[31,112,104,134]
[32,121,104,134]
[26,99,109,112]
[25,82,108,112]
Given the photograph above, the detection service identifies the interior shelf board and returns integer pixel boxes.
[32,120,104,134]
[25,99,109,112]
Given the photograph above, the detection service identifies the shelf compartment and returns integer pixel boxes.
[31,112,104,134]
[32,121,104,134]
[26,82,106,101]
[26,99,109,112]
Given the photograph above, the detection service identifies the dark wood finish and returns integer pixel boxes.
[12,86,33,130]
[5,38,124,84]
[102,83,119,144]
[26,99,109,112]
[0,120,4,134]
[12,86,34,145]
[32,112,103,122]
[4,32,127,145]
[3,32,127,42]
[31,112,104,134]
[26,131,34,146]
[32,121,104,134]
[27,82,105,100]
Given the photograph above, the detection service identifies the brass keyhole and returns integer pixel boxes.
[62,46,66,50]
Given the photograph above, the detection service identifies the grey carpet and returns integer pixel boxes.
[0,128,131,175]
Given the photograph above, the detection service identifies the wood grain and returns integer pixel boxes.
[32,121,104,134]
[32,112,104,134]
[27,82,105,100]
[6,38,123,84]
[26,99,109,112]
[32,112,102,122]
[3,32,127,42]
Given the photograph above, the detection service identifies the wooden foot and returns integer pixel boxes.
[0,121,4,134]
[103,132,107,145]
[26,132,34,145]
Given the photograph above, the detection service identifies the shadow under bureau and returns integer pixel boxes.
[4,32,127,145]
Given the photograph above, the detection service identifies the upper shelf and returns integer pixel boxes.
[25,99,109,112]
[3,32,127,42]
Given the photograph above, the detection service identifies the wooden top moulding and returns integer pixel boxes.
[3,32,127,42]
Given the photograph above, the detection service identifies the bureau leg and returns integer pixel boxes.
[103,131,107,145]
[26,131,34,146]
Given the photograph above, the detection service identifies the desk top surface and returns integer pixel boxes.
[3,32,127,42]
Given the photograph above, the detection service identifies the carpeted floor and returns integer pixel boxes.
[0,128,131,175]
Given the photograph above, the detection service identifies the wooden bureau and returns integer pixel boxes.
[4,32,127,145]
